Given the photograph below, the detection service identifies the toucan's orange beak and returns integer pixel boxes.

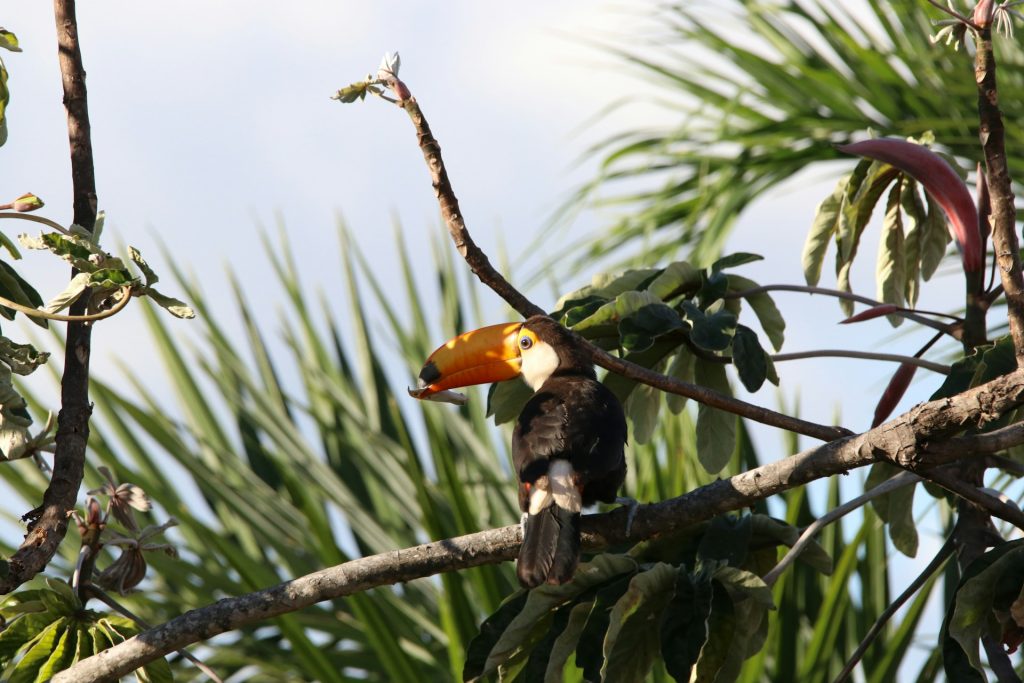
[410,322,523,399]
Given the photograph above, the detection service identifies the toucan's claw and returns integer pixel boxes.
[615,496,639,537]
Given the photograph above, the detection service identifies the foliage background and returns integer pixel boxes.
[0,0,1013,681]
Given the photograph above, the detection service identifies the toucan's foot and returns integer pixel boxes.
[615,496,639,537]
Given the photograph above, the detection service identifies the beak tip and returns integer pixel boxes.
[408,386,468,405]
[419,360,442,385]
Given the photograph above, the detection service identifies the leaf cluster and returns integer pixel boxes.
[463,513,830,683]
[0,579,171,682]
[490,253,784,474]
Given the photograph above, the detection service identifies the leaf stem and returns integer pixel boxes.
[0,285,131,322]
[772,350,949,374]
[0,212,74,236]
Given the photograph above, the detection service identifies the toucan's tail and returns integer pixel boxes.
[517,504,580,588]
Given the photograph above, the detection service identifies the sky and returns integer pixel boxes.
[0,0,987,669]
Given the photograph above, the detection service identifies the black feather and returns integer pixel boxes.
[517,505,581,588]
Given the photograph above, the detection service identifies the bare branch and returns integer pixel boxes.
[0,0,99,595]
[772,350,950,374]
[55,366,1024,681]
[397,97,848,442]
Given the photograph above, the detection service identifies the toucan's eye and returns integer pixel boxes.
[519,336,533,350]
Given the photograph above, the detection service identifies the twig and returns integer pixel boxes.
[924,466,1024,529]
[833,534,956,683]
[86,587,224,683]
[397,97,849,442]
[926,0,982,30]
[0,212,75,236]
[763,471,922,587]
[53,367,1024,681]
[0,0,99,596]
[924,422,1024,457]
[772,350,950,374]
[726,284,961,337]
[0,285,131,322]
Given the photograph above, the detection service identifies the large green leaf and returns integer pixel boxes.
[694,359,736,475]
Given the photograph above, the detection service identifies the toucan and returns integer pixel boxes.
[412,315,628,587]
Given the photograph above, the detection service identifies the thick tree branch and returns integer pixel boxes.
[56,366,1024,681]
[0,0,97,595]
[399,97,848,442]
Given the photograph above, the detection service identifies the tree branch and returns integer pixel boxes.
[55,366,1024,681]
[0,0,98,595]
[398,97,848,442]
[772,350,949,374]
[975,24,1024,362]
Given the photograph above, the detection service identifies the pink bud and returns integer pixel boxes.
[839,139,983,274]
[11,193,43,213]
[872,362,917,428]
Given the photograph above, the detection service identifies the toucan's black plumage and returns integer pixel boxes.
[511,316,627,587]
[412,314,628,588]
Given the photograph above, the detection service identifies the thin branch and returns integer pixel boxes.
[926,0,983,29]
[0,285,131,322]
[833,534,956,683]
[0,0,99,595]
[0,212,75,235]
[54,367,1024,681]
[398,97,848,442]
[924,422,1024,457]
[924,466,1024,529]
[772,350,950,374]
[764,471,922,587]
[726,284,961,337]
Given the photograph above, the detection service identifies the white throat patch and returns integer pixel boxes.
[520,341,560,391]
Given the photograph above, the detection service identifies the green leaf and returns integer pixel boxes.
[920,194,952,281]
[332,80,372,103]
[144,286,196,319]
[949,543,1024,672]
[484,555,637,677]
[0,612,52,665]
[901,179,926,307]
[711,252,763,272]
[572,290,660,336]
[42,272,91,314]
[692,580,738,683]
[727,274,785,351]
[486,378,533,426]
[665,346,695,415]
[576,573,635,682]
[876,181,906,326]
[128,246,159,286]
[694,358,735,475]
[713,566,774,611]
[601,563,677,683]
[682,301,737,352]
[866,462,918,557]
[661,565,714,682]
[731,325,768,393]
[646,261,701,300]
[89,268,133,287]
[836,161,898,265]
[555,269,662,313]
[802,176,846,285]
[557,296,607,327]
[0,261,46,327]
[0,56,8,148]
[617,303,683,352]
[36,622,77,683]
[6,618,66,683]
[626,373,662,445]
[464,591,529,681]
[0,30,20,53]
[543,601,592,683]
[698,515,752,567]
